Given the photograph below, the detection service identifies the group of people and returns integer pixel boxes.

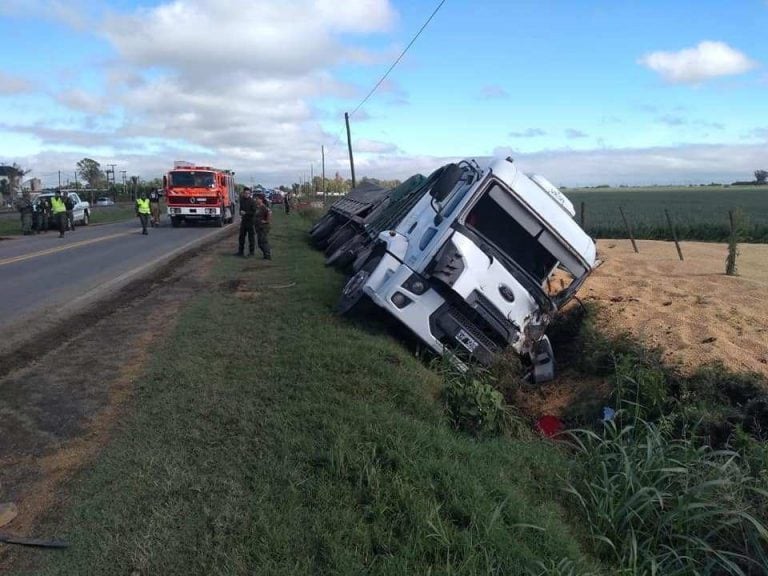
[16,190,77,237]
[236,187,272,259]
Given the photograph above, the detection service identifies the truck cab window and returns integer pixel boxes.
[465,186,557,283]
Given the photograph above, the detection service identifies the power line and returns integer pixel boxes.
[349,0,447,117]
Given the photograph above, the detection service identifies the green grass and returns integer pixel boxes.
[563,186,768,242]
[25,211,597,575]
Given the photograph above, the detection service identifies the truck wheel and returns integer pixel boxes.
[325,226,355,256]
[217,216,224,227]
[337,255,381,315]
[82,211,90,225]
[171,217,180,228]
[326,236,363,269]
[310,213,333,234]
[310,215,338,245]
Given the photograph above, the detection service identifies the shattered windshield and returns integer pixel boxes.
[169,171,215,188]
[463,183,585,300]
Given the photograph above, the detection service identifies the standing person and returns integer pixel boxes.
[63,191,76,232]
[135,191,151,235]
[39,195,50,233]
[235,187,256,257]
[31,197,41,233]
[16,192,34,235]
[50,190,67,238]
[149,188,161,227]
[254,193,272,260]
[284,191,291,215]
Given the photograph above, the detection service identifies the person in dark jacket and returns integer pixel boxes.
[16,193,34,235]
[236,188,256,256]
[63,192,76,231]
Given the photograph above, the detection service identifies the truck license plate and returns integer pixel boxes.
[456,329,479,353]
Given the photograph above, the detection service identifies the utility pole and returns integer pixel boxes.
[120,170,127,200]
[344,112,356,189]
[321,145,326,204]
[58,170,61,190]
[310,163,314,193]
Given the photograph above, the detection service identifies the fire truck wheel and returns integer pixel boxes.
[337,254,382,315]
[171,217,181,228]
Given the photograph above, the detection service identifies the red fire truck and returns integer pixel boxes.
[163,161,238,227]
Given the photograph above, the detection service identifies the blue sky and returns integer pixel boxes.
[0,0,766,187]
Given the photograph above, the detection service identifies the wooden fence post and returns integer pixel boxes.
[664,209,684,261]
[725,210,738,276]
[619,206,639,253]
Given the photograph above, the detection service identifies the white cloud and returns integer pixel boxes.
[565,128,588,139]
[509,128,546,138]
[0,71,33,95]
[639,41,757,84]
[354,138,400,154]
[478,85,509,99]
[56,89,110,114]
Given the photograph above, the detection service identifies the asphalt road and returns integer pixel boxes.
[0,217,232,337]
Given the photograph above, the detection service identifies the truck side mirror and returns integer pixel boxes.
[429,163,463,203]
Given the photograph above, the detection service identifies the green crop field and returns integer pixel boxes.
[563,185,768,243]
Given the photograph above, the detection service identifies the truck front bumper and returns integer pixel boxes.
[168,206,221,218]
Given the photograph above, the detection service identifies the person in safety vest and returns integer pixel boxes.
[50,190,67,238]
[136,192,151,235]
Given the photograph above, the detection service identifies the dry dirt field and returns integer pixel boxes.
[584,239,768,378]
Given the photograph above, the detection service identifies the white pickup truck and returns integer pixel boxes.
[314,157,596,382]
[34,191,91,226]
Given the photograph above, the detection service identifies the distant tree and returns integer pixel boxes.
[755,169,768,185]
[76,158,105,189]
[0,163,31,197]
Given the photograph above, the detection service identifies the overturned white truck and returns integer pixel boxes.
[311,157,596,382]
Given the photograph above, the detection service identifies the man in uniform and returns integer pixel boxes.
[135,191,151,235]
[149,188,161,227]
[63,191,76,231]
[50,190,67,237]
[284,191,291,215]
[254,193,272,260]
[39,195,50,232]
[16,192,34,235]
[236,187,256,257]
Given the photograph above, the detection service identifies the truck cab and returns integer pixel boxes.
[338,157,596,381]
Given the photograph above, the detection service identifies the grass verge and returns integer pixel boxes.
[0,206,136,236]
[23,211,597,575]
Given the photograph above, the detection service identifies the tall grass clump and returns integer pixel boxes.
[440,363,524,437]
[566,414,768,575]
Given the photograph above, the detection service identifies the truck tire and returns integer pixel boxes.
[310,213,334,234]
[337,254,382,315]
[310,215,339,245]
[326,236,364,269]
[325,225,355,256]
[171,216,181,228]
[81,211,89,225]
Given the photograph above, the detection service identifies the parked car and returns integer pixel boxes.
[96,197,115,206]
[268,191,284,204]
[34,192,91,226]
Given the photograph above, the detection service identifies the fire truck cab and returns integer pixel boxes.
[164,161,237,227]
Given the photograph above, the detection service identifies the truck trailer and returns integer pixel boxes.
[314,157,596,382]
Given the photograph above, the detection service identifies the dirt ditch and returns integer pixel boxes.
[0,240,225,569]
